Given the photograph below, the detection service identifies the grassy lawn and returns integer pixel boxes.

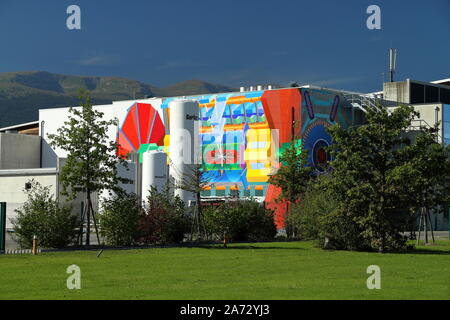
[0,241,449,300]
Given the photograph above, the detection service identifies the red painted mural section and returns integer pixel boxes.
[117,103,165,157]
[261,89,302,229]
[261,88,302,146]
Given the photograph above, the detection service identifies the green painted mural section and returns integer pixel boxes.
[138,143,164,163]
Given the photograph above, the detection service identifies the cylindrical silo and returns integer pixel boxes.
[168,99,199,204]
[142,151,167,203]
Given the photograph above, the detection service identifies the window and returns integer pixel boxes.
[201,190,211,197]
[216,189,226,197]
[410,83,425,103]
[255,189,264,197]
[425,85,439,103]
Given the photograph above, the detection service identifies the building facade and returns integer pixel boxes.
[1,80,448,231]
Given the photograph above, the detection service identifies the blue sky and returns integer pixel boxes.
[0,0,449,92]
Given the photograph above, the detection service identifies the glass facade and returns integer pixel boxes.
[444,104,450,145]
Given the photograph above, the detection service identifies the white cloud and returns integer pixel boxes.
[78,55,119,66]
[156,59,208,70]
[310,76,365,87]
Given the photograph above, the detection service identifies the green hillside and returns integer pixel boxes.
[157,79,235,97]
[0,71,235,127]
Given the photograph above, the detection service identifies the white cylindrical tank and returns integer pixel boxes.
[169,99,199,204]
[142,151,167,203]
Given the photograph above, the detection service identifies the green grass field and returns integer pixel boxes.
[0,241,449,300]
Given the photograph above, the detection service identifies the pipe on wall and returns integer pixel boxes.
[39,121,45,168]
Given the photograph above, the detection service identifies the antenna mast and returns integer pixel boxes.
[388,48,397,82]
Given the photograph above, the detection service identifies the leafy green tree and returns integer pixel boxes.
[48,89,129,245]
[325,105,449,251]
[392,123,450,241]
[99,193,141,246]
[11,180,78,249]
[176,164,217,239]
[395,125,450,215]
[268,140,315,213]
[286,174,336,240]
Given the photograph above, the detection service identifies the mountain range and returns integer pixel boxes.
[0,71,235,128]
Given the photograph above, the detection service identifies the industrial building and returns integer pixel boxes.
[0,79,449,233]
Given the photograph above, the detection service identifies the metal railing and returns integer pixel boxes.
[342,93,397,114]
[344,94,380,113]
[407,119,442,142]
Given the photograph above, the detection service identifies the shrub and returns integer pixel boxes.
[11,180,78,249]
[138,186,190,244]
[285,174,368,249]
[204,199,277,242]
[287,174,410,251]
[286,176,336,241]
[99,193,141,246]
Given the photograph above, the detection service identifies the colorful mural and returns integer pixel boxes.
[117,102,165,158]
[117,88,353,229]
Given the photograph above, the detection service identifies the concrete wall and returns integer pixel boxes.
[411,103,443,143]
[384,81,410,104]
[0,169,58,229]
[387,103,444,143]
[0,165,89,230]
[0,133,40,169]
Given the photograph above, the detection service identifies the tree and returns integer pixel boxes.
[99,193,141,246]
[176,164,217,239]
[392,123,450,242]
[286,174,337,240]
[268,140,315,211]
[48,89,129,245]
[11,180,78,249]
[138,186,190,244]
[325,105,450,251]
[203,199,276,244]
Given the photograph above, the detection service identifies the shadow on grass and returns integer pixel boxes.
[196,245,306,251]
[403,248,450,255]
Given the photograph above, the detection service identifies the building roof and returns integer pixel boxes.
[0,120,39,135]
[0,168,57,176]
[431,78,450,86]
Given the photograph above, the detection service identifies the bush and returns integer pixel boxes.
[138,186,190,244]
[285,174,370,250]
[286,176,336,241]
[11,180,78,249]
[287,174,409,251]
[99,193,141,246]
[204,199,276,242]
